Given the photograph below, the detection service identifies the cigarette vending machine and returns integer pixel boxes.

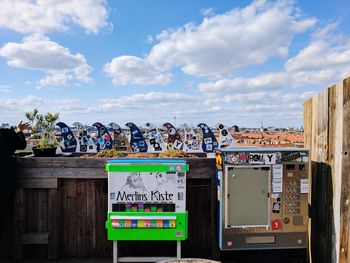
[216,147,309,250]
[105,159,188,262]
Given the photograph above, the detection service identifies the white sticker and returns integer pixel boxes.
[173,140,183,150]
[272,179,283,193]
[300,179,309,193]
[302,157,309,163]
[204,137,212,144]
[249,153,277,164]
[273,164,283,179]
[271,193,279,199]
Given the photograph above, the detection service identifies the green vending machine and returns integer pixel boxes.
[105,159,189,262]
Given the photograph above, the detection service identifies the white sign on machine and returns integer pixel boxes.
[109,171,186,212]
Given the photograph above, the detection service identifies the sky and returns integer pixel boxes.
[1,0,350,128]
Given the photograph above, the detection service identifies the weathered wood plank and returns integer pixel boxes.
[86,180,97,256]
[16,157,108,168]
[16,158,214,179]
[95,180,108,256]
[66,179,77,256]
[37,189,48,233]
[304,98,313,150]
[339,77,350,263]
[317,90,329,162]
[48,188,59,259]
[22,232,49,244]
[25,189,38,232]
[18,178,58,189]
[13,187,24,260]
[16,157,212,169]
[329,83,344,263]
[76,179,88,256]
[17,168,108,179]
[303,97,313,263]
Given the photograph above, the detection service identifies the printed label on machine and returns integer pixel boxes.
[109,171,186,212]
[249,153,279,165]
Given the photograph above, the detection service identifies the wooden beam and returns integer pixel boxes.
[339,77,350,263]
[17,178,58,188]
[22,232,49,245]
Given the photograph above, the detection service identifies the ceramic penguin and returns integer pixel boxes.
[163,122,183,150]
[145,122,166,153]
[125,122,148,153]
[197,123,219,153]
[182,124,202,152]
[74,122,97,153]
[93,122,113,151]
[56,122,77,153]
[108,122,131,152]
[216,123,234,148]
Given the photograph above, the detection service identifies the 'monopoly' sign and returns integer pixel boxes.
[249,153,281,164]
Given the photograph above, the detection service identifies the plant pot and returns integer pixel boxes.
[32,146,57,157]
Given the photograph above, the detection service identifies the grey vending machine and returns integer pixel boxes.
[216,147,309,250]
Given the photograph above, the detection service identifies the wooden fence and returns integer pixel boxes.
[0,157,218,261]
[304,76,350,263]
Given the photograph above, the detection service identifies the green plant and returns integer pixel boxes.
[25,108,60,149]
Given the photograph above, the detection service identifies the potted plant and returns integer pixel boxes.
[25,108,60,157]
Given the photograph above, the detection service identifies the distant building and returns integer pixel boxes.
[1,123,10,128]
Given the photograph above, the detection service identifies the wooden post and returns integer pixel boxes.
[339,77,350,263]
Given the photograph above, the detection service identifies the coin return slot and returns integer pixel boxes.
[245,236,276,244]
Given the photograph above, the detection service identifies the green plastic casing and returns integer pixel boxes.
[106,212,188,240]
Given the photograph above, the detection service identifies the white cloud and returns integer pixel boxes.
[0,34,93,86]
[285,40,350,72]
[0,90,309,127]
[147,0,316,78]
[198,24,350,96]
[198,72,285,93]
[0,85,11,93]
[0,95,44,109]
[218,91,314,104]
[200,8,215,17]
[104,1,316,86]
[147,35,154,44]
[100,91,197,110]
[0,0,110,34]
[104,56,172,85]
[198,69,338,95]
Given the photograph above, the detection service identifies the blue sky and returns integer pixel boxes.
[1,0,350,128]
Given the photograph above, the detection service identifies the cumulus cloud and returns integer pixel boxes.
[104,56,172,85]
[0,95,44,109]
[205,91,315,104]
[0,85,11,93]
[0,0,110,34]
[146,0,316,78]
[105,0,316,86]
[198,69,336,94]
[198,22,350,95]
[285,40,350,72]
[147,35,154,44]
[0,34,93,86]
[100,91,197,110]
[200,8,215,17]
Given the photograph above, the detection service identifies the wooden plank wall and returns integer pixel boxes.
[0,157,217,260]
[304,76,349,263]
